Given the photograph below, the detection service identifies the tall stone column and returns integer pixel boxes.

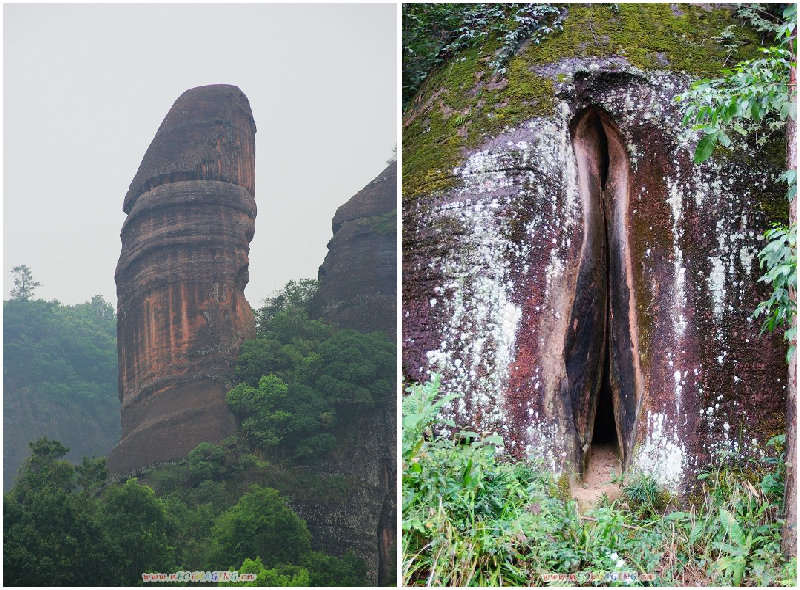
[109,84,257,474]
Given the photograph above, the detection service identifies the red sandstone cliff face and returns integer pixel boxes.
[109,85,256,474]
[310,162,397,338]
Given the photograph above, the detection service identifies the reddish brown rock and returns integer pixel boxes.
[311,161,396,338]
[109,85,256,474]
[403,58,788,493]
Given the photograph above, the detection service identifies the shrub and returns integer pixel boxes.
[210,485,311,569]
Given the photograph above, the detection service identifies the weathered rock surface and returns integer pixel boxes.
[287,405,396,586]
[403,6,788,493]
[304,163,397,584]
[109,84,256,474]
[311,162,397,338]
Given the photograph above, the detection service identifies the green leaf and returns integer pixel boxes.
[694,133,718,163]
[483,435,505,447]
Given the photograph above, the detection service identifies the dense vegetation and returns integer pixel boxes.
[3,437,367,586]
[402,377,796,586]
[4,278,394,586]
[402,3,564,106]
[229,279,395,464]
[3,276,119,487]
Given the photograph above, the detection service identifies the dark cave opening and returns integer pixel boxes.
[592,119,618,454]
[592,330,619,449]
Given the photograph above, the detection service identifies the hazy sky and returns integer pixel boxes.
[4,3,396,307]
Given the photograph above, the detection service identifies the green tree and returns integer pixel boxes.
[210,485,311,569]
[4,438,112,586]
[234,557,311,587]
[229,323,395,462]
[300,550,369,586]
[313,329,396,409]
[187,442,226,482]
[255,279,319,333]
[12,438,75,502]
[97,478,174,583]
[227,375,335,462]
[9,264,41,300]
[75,456,107,495]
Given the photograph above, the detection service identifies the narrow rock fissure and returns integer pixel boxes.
[588,139,621,473]
[567,106,629,485]
[592,223,618,449]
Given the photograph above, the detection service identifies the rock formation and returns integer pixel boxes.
[310,161,397,338]
[403,5,788,493]
[303,162,397,584]
[109,84,257,474]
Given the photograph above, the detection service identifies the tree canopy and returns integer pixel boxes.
[9,264,41,301]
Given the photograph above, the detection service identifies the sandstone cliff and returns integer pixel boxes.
[300,162,397,584]
[403,5,788,493]
[311,161,397,338]
[109,84,257,474]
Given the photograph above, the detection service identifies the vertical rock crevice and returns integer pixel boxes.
[566,107,640,476]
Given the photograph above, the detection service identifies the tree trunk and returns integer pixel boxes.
[781,43,797,559]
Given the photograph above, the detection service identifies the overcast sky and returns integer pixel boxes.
[4,3,396,307]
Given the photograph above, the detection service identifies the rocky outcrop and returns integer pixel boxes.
[287,405,396,586]
[310,162,397,338]
[109,84,257,474]
[304,163,397,584]
[403,5,788,493]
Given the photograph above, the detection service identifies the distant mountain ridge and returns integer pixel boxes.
[3,297,120,489]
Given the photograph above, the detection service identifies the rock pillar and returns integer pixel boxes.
[109,84,257,474]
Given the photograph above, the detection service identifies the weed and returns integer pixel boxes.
[402,375,794,586]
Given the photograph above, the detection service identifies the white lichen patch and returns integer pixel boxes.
[524,413,569,474]
[708,255,726,320]
[632,412,686,492]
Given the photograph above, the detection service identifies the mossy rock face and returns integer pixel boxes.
[403,3,763,201]
[402,4,788,495]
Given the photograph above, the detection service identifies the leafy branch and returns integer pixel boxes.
[753,223,797,362]
[678,3,797,361]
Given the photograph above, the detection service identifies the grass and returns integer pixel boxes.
[402,376,796,586]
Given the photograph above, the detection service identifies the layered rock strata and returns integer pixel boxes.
[305,162,397,584]
[311,161,397,338]
[109,84,256,474]
[403,6,788,494]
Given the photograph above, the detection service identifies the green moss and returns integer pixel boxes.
[358,210,397,235]
[403,3,764,203]
[526,4,761,75]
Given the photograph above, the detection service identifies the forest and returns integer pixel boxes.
[4,276,395,586]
